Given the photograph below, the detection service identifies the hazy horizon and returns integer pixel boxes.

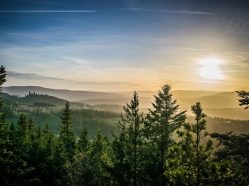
[3,84,246,93]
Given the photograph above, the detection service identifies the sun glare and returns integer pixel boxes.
[199,58,224,80]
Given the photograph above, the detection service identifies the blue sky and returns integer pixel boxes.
[1,0,249,91]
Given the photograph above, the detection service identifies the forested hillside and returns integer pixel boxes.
[3,90,249,137]
[1,66,249,185]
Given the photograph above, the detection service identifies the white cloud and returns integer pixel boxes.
[122,8,213,15]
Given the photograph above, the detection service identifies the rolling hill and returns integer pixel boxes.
[2,92,119,138]
[3,86,126,101]
[3,86,248,120]
[2,90,249,137]
[2,92,89,118]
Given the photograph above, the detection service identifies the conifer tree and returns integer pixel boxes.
[185,103,213,185]
[17,113,27,142]
[111,124,129,186]
[0,65,6,110]
[59,101,75,160]
[0,65,7,147]
[237,90,249,109]
[69,130,112,186]
[0,66,29,185]
[191,102,210,185]
[166,102,213,185]
[88,131,112,185]
[27,117,36,141]
[78,127,88,153]
[144,84,186,185]
[0,65,10,184]
[113,91,144,186]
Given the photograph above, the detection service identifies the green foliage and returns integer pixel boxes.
[144,84,186,185]
[0,65,6,110]
[78,127,88,152]
[165,102,214,185]
[1,66,249,185]
[190,102,213,185]
[111,125,129,186]
[210,132,249,185]
[67,131,112,186]
[111,92,144,186]
[4,104,120,138]
[59,102,75,160]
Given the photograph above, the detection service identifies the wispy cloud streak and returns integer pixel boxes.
[8,71,137,86]
[8,71,62,81]
[123,8,213,15]
[164,46,211,51]
[0,10,97,13]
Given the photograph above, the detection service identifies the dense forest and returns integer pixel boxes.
[1,65,249,186]
[3,92,249,138]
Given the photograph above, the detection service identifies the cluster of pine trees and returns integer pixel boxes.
[0,65,249,186]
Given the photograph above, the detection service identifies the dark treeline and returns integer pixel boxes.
[0,66,249,186]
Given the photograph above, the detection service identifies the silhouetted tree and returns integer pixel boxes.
[110,92,144,186]
[0,65,6,110]
[237,90,249,109]
[192,103,211,185]
[165,102,213,185]
[1,65,249,185]
[144,85,186,185]
[59,102,75,160]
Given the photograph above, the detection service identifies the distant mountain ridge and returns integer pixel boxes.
[3,86,249,120]
[3,86,127,101]
[2,92,88,110]
[3,86,239,107]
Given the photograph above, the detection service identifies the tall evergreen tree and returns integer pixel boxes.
[59,101,75,160]
[186,102,213,185]
[0,65,7,150]
[165,102,213,185]
[17,113,27,141]
[0,65,10,185]
[144,84,186,185]
[112,91,144,186]
[0,66,31,185]
[0,65,6,110]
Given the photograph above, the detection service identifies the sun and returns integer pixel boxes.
[199,58,224,80]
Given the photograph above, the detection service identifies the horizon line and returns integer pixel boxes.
[3,85,240,93]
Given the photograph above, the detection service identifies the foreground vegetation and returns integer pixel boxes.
[0,66,249,186]
[3,91,249,136]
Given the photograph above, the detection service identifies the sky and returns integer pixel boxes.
[0,0,249,92]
